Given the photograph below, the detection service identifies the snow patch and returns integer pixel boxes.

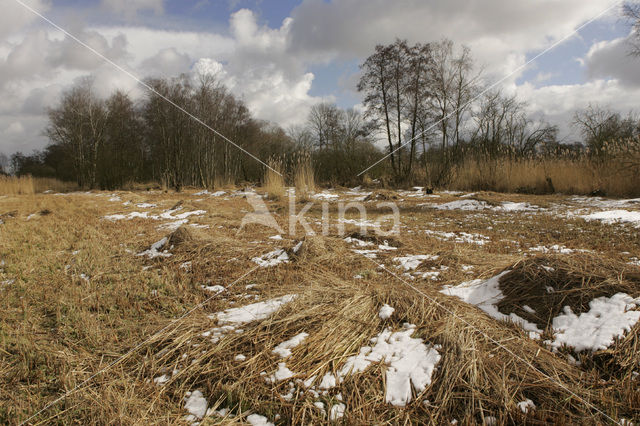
[379,304,395,320]
[550,293,640,352]
[273,332,309,358]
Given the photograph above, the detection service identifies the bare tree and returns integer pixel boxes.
[0,153,9,175]
[625,2,640,55]
[45,78,109,188]
[358,42,401,177]
[573,104,639,155]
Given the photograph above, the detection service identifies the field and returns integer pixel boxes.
[1,187,639,425]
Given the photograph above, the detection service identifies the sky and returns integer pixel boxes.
[1,0,639,156]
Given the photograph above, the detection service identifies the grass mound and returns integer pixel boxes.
[497,254,640,331]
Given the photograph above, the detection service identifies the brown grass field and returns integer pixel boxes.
[0,186,639,424]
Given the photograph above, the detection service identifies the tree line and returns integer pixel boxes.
[5,34,640,189]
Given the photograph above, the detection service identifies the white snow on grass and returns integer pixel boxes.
[497,202,539,212]
[423,199,539,213]
[246,414,274,426]
[517,399,536,414]
[234,354,246,361]
[425,199,491,211]
[529,244,587,254]
[136,203,156,208]
[378,304,395,320]
[329,403,346,421]
[252,249,289,267]
[440,272,543,339]
[184,390,208,422]
[203,295,296,343]
[104,207,206,228]
[337,324,441,406]
[393,255,439,271]
[215,295,297,325]
[344,237,373,247]
[202,284,225,294]
[312,191,339,200]
[352,249,379,259]
[581,210,640,227]
[549,293,640,352]
[424,229,490,245]
[273,332,309,358]
[265,362,296,383]
[313,324,441,406]
[137,237,172,259]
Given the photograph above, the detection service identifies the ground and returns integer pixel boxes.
[0,187,639,424]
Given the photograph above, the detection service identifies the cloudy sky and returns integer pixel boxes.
[1,0,638,155]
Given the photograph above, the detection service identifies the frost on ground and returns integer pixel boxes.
[273,332,309,358]
[252,249,289,267]
[440,272,543,339]
[549,293,640,352]
[317,324,441,406]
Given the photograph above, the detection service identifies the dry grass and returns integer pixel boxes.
[451,157,640,197]
[293,153,315,199]
[0,176,77,195]
[0,189,639,424]
[263,158,286,200]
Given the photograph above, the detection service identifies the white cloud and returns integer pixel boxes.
[101,0,164,20]
[519,79,640,141]
[0,0,636,156]
[585,32,640,87]
[0,0,49,40]
[288,0,619,80]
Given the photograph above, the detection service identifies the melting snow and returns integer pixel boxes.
[265,362,296,383]
[246,414,274,426]
[273,332,309,358]
[329,403,346,421]
[581,210,640,227]
[252,249,289,267]
[215,295,297,325]
[550,293,640,352]
[426,199,491,211]
[203,295,296,343]
[517,399,536,413]
[184,390,208,422]
[379,304,395,319]
[440,272,543,339]
[315,324,441,406]
[393,255,439,271]
[137,237,172,259]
